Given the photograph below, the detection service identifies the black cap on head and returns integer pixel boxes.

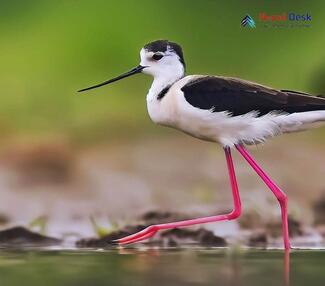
[144,40,186,69]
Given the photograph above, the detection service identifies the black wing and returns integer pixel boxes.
[182,76,325,117]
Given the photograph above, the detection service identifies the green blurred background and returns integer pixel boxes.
[1,0,324,146]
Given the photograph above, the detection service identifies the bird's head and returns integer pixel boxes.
[78,40,185,92]
[140,40,185,79]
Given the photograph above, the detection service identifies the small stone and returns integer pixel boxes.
[313,194,325,225]
[248,231,267,247]
[161,228,227,247]
[288,216,303,237]
[0,226,61,246]
[161,228,195,239]
[141,211,187,225]
[266,215,304,237]
[76,224,147,248]
[167,238,178,247]
[196,229,227,247]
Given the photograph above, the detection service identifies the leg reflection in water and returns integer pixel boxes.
[284,249,290,286]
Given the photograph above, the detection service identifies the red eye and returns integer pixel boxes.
[152,53,164,60]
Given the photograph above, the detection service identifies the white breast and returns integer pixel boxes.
[146,90,176,127]
[146,76,190,127]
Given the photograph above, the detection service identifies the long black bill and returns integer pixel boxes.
[78,65,146,93]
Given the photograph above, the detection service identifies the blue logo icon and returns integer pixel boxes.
[241,15,256,28]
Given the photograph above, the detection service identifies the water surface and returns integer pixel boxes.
[0,248,324,286]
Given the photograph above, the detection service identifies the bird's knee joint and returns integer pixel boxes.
[148,225,159,232]
[227,208,241,220]
[277,193,288,205]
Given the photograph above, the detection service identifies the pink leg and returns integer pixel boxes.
[235,144,290,249]
[115,147,242,245]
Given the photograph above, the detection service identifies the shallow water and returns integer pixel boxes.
[0,248,324,286]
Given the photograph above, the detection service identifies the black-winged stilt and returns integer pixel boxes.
[79,40,325,249]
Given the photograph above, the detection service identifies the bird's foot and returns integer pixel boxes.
[113,225,160,245]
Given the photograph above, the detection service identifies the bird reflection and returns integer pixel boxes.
[284,249,290,286]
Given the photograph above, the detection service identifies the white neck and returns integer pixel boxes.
[147,73,183,102]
